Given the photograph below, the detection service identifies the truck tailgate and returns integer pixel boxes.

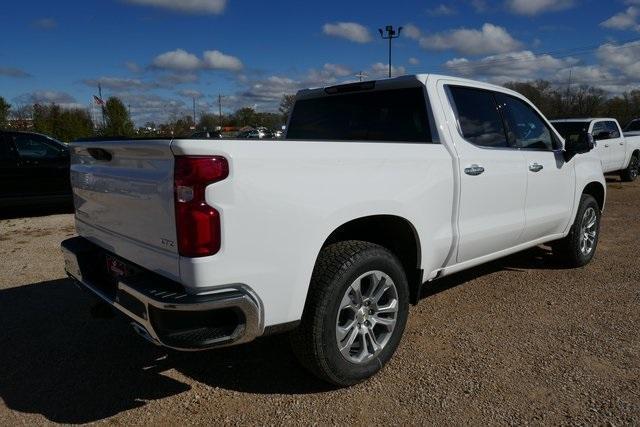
[70,139,179,279]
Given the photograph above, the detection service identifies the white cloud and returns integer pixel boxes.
[125,61,142,73]
[403,23,422,40]
[152,49,242,72]
[597,41,640,77]
[124,0,227,14]
[370,63,406,78]
[321,63,352,77]
[428,4,456,15]
[471,0,488,12]
[0,67,32,78]
[14,91,84,109]
[153,49,202,71]
[202,50,243,71]
[419,23,522,55]
[601,7,640,31]
[322,22,372,43]
[408,57,420,65]
[83,77,160,91]
[32,18,57,29]
[177,89,204,99]
[506,0,575,15]
[444,50,577,82]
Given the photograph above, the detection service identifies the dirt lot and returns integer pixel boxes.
[1,179,639,425]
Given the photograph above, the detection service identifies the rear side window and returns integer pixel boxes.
[286,88,433,143]
[448,86,508,148]
[625,120,640,132]
[605,121,621,138]
[495,93,558,151]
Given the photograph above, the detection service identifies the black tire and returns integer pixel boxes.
[290,240,409,386]
[620,153,639,182]
[551,194,601,267]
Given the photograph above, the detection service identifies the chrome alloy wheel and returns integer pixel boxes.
[631,156,639,180]
[579,207,598,256]
[335,270,399,364]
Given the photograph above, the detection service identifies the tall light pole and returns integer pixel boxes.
[378,25,403,78]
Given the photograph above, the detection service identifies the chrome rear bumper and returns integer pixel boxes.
[61,237,264,351]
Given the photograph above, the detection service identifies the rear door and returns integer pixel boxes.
[592,121,613,172]
[444,84,527,263]
[495,93,575,242]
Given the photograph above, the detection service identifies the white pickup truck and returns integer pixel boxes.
[62,75,606,386]
[551,118,640,181]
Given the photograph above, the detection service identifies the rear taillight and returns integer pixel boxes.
[174,156,229,257]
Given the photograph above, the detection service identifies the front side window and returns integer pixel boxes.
[592,122,608,140]
[286,87,432,143]
[495,93,557,151]
[448,86,508,148]
[12,134,64,159]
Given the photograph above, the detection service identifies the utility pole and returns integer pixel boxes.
[356,71,368,82]
[192,97,197,124]
[378,25,403,78]
[98,83,105,127]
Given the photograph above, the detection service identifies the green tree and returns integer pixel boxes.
[233,107,257,127]
[0,96,10,128]
[32,103,93,141]
[102,97,134,137]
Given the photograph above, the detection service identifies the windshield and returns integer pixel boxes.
[625,120,640,132]
[286,88,433,143]
[551,122,590,142]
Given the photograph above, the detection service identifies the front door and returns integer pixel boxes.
[495,93,575,242]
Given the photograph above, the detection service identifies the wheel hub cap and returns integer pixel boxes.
[335,271,399,364]
[579,207,598,256]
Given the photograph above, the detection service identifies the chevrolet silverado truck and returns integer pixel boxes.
[552,118,640,181]
[62,75,606,386]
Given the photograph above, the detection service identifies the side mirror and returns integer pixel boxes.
[563,132,594,161]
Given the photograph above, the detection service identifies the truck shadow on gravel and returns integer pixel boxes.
[0,279,331,423]
[0,246,566,423]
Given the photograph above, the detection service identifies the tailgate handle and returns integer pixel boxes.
[88,148,113,162]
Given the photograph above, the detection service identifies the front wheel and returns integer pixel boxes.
[290,241,409,386]
[621,153,639,182]
[551,194,601,267]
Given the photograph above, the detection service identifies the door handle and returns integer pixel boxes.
[529,163,544,173]
[604,144,610,148]
[620,142,624,146]
[464,164,485,176]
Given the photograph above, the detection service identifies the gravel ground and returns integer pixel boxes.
[0,179,639,425]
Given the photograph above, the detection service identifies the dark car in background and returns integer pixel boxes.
[0,131,72,207]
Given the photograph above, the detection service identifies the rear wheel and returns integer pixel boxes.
[551,194,601,267]
[290,241,409,386]
[621,153,639,182]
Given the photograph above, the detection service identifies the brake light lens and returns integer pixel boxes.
[174,156,229,257]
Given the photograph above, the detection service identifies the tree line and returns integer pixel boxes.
[1,95,295,141]
[5,81,639,141]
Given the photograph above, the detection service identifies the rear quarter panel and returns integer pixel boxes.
[171,139,455,326]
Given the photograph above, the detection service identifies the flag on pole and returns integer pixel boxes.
[93,95,105,106]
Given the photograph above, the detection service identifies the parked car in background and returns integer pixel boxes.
[190,130,222,139]
[0,130,71,207]
[237,129,266,139]
[552,118,640,181]
[62,74,605,386]
[624,118,640,136]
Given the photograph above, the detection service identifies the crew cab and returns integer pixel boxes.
[551,118,640,181]
[61,75,606,386]
[0,130,71,207]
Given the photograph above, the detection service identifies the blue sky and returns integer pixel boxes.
[1,0,639,125]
